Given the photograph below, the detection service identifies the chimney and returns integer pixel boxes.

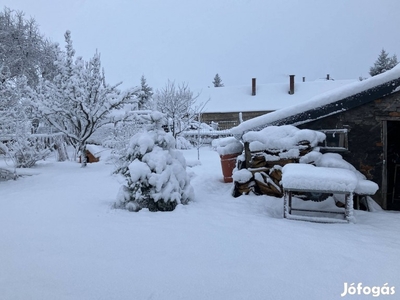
[302,76,305,82]
[252,78,256,96]
[326,74,330,80]
[289,75,295,95]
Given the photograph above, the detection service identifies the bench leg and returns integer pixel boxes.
[345,193,355,223]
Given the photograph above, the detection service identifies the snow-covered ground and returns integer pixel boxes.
[1,147,399,300]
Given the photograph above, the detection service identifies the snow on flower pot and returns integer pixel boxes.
[213,137,243,183]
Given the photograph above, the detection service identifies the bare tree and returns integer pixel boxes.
[155,80,206,138]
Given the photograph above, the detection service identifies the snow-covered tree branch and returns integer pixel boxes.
[0,7,59,86]
[33,31,139,166]
[155,80,206,138]
[114,111,194,212]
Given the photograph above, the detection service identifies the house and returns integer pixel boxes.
[231,64,400,211]
[199,75,356,130]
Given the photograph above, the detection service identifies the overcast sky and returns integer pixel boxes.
[3,0,400,90]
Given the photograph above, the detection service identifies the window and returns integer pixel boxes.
[318,129,348,151]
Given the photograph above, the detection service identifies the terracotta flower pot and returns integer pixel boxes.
[220,153,241,183]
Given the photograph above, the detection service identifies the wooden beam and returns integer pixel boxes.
[244,142,251,168]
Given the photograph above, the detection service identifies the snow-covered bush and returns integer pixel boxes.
[114,111,194,212]
[176,136,193,150]
[6,135,51,168]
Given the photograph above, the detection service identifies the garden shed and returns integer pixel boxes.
[231,64,400,210]
[79,144,105,163]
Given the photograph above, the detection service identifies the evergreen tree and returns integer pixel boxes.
[114,111,194,212]
[212,73,224,87]
[137,75,153,110]
[369,49,398,76]
[389,54,398,70]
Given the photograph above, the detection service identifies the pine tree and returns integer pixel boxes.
[212,73,224,87]
[137,75,153,110]
[114,111,194,212]
[369,49,398,76]
[389,54,398,70]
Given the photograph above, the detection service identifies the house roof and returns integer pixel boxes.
[231,64,400,136]
[86,144,106,158]
[199,78,356,113]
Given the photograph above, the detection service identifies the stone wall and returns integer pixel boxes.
[299,91,400,207]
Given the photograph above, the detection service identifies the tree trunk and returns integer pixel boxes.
[55,138,69,162]
[80,143,87,167]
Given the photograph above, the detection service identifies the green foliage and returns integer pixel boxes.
[138,75,153,110]
[212,73,224,87]
[114,112,194,212]
[369,49,398,76]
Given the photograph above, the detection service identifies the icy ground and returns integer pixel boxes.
[1,147,399,300]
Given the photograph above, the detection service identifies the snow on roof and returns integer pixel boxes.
[86,144,106,158]
[231,64,400,136]
[282,163,358,193]
[199,78,356,113]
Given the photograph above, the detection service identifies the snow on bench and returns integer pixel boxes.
[282,163,358,193]
[281,163,378,223]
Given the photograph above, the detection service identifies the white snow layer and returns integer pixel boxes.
[0,147,399,300]
[199,79,356,113]
[128,159,151,182]
[232,169,253,183]
[282,163,358,193]
[212,136,244,156]
[242,125,325,151]
[232,63,400,135]
[85,144,106,158]
[282,163,378,195]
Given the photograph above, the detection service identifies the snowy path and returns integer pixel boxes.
[1,148,400,299]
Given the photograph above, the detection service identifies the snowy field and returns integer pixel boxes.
[1,147,399,300]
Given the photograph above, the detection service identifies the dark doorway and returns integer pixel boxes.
[386,121,400,210]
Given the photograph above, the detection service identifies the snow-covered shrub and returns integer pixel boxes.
[6,136,51,168]
[114,111,194,212]
[176,136,193,150]
[0,168,16,181]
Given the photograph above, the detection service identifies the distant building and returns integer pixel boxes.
[199,75,356,130]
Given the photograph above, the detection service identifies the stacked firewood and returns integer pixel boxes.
[233,140,314,197]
